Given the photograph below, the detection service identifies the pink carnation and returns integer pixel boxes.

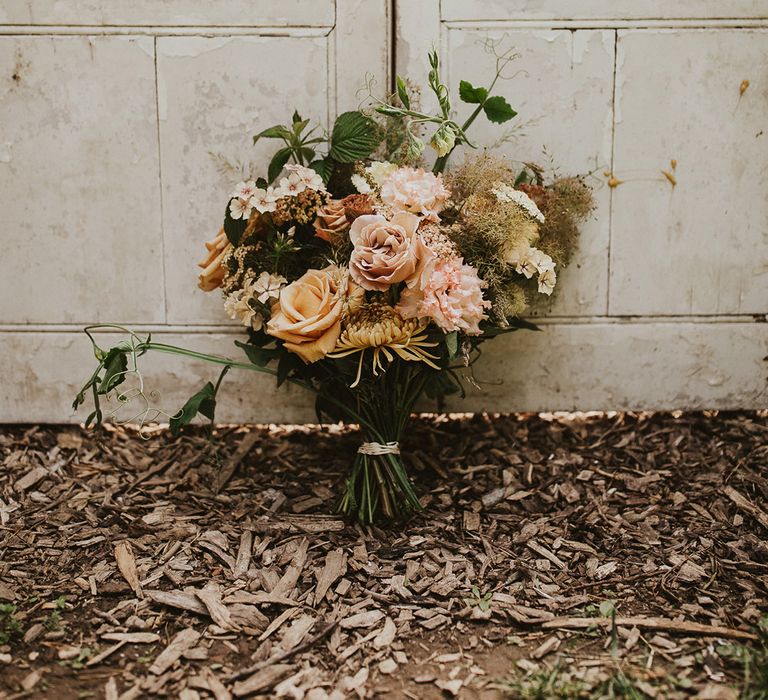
[396,256,490,335]
[380,167,450,221]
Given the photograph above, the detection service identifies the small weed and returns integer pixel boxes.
[0,603,22,645]
[464,586,493,612]
[44,595,68,631]
[716,616,768,699]
[59,647,93,670]
[500,664,652,699]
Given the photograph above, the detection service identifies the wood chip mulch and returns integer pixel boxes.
[0,411,766,699]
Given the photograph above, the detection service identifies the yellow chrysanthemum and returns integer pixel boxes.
[329,300,440,387]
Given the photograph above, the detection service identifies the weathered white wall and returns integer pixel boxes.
[0,0,766,422]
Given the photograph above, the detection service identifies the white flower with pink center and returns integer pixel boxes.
[232,180,258,200]
[277,171,307,197]
[251,187,278,213]
[284,164,325,191]
[229,196,253,221]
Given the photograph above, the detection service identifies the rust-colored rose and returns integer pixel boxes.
[341,193,375,221]
[348,212,431,292]
[266,266,363,363]
[314,200,349,242]
[198,227,231,292]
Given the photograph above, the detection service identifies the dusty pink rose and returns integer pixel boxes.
[396,256,490,335]
[266,265,362,363]
[380,167,450,221]
[348,212,432,292]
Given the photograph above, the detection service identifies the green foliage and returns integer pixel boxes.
[396,75,410,109]
[0,603,21,645]
[444,331,459,359]
[501,664,650,700]
[169,381,216,436]
[464,586,493,612]
[45,596,67,631]
[482,95,517,123]
[236,339,279,368]
[716,616,768,699]
[458,79,488,104]
[253,110,326,183]
[329,111,381,163]
[459,80,516,123]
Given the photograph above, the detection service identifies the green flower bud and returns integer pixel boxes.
[430,122,458,158]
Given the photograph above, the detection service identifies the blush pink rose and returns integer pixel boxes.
[380,166,450,221]
[348,212,432,292]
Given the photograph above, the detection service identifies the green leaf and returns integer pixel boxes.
[267,147,292,184]
[329,111,380,163]
[223,200,248,245]
[299,146,316,163]
[291,110,303,124]
[445,331,459,359]
[253,125,292,144]
[98,349,128,395]
[309,158,333,184]
[599,600,616,618]
[458,79,488,105]
[169,382,216,436]
[396,75,410,109]
[276,352,303,387]
[482,95,517,124]
[514,169,532,187]
[235,340,279,367]
[292,118,310,137]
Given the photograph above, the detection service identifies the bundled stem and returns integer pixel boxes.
[333,360,429,523]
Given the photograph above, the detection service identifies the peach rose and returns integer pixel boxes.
[380,166,450,221]
[266,266,362,363]
[348,212,432,292]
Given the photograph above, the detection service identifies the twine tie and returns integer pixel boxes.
[358,441,400,456]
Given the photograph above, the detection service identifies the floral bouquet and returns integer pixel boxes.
[75,49,594,523]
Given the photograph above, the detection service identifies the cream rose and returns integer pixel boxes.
[348,212,432,292]
[266,266,362,363]
[379,166,450,221]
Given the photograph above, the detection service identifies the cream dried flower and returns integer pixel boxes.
[252,271,287,304]
[492,181,546,223]
[224,278,264,331]
[537,267,557,295]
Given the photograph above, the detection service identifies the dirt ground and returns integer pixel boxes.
[0,411,766,699]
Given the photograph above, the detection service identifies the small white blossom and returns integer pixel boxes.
[513,246,555,281]
[365,161,398,186]
[491,181,545,223]
[252,271,287,304]
[285,226,296,240]
[350,173,372,194]
[229,197,253,220]
[537,267,557,295]
[284,163,325,191]
[251,187,277,213]
[276,171,307,197]
[232,180,258,200]
[531,248,555,274]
